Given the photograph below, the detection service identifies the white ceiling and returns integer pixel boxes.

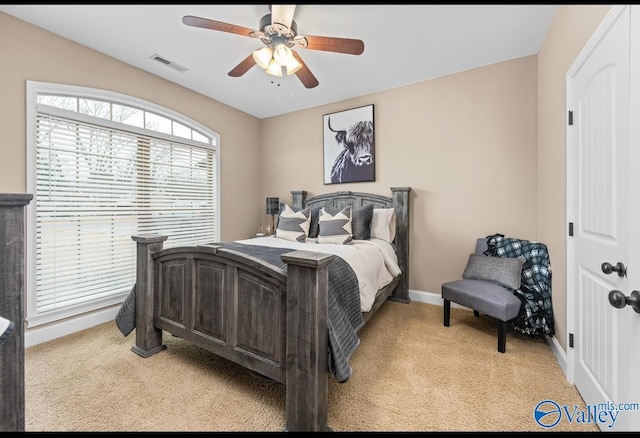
[0,4,557,119]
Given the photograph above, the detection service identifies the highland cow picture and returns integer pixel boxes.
[323,104,374,184]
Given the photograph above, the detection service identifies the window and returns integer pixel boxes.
[26,82,220,327]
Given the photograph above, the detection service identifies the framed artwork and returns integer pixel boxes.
[323,104,375,184]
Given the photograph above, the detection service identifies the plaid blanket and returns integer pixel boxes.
[484,234,555,336]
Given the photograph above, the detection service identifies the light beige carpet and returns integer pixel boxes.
[25,301,599,432]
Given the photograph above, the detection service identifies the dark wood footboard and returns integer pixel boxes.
[130,187,411,432]
[131,236,335,431]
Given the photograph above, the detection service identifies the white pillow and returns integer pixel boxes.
[275,204,310,242]
[371,208,396,243]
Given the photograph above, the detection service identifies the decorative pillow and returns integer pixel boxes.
[306,205,324,239]
[275,204,310,242]
[462,254,525,290]
[371,208,396,243]
[317,206,353,245]
[351,204,374,240]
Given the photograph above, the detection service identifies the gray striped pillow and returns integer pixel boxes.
[275,204,311,242]
[317,206,353,245]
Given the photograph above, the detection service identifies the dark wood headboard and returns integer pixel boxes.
[290,187,411,303]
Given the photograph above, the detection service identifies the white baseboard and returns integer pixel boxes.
[409,288,470,309]
[546,333,567,376]
[25,306,119,348]
[409,288,442,305]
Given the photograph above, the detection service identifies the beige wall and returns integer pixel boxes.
[261,55,539,300]
[537,5,611,352]
[1,6,615,357]
[0,12,263,242]
[261,4,613,357]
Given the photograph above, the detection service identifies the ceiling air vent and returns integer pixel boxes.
[150,54,188,73]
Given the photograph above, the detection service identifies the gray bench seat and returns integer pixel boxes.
[441,279,521,322]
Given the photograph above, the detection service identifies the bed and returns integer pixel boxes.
[124,187,411,431]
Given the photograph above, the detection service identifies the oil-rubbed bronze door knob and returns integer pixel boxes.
[608,290,640,313]
[601,261,627,278]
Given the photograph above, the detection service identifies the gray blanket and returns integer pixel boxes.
[115,242,363,383]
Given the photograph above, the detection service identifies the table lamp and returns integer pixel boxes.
[266,197,279,235]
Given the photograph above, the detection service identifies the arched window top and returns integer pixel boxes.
[31,82,218,147]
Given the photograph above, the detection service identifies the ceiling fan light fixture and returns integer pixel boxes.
[285,56,302,76]
[183,6,363,89]
[252,46,273,69]
[266,59,283,77]
[273,43,293,66]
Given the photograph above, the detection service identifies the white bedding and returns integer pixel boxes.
[235,236,401,312]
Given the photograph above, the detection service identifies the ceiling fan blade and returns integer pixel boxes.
[270,5,296,29]
[292,51,319,89]
[182,15,256,37]
[296,35,365,55]
[228,54,257,77]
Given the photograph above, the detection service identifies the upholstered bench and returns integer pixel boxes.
[441,238,523,353]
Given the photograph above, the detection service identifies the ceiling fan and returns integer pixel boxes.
[182,5,365,89]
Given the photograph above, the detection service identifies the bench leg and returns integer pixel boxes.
[443,299,450,327]
[497,320,507,353]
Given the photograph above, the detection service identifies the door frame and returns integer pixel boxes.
[565,4,627,385]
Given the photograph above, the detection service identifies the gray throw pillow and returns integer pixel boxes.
[462,254,525,290]
[351,204,374,240]
[307,205,324,238]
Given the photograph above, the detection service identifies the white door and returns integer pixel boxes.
[567,5,640,432]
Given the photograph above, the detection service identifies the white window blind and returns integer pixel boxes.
[29,103,217,327]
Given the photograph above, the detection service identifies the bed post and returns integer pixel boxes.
[281,250,334,432]
[131,234,168,358]
[390,187,411,303]
[290,190,307,210]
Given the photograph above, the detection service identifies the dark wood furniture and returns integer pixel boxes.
[131,187,410,431]
[0,194,33,432]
